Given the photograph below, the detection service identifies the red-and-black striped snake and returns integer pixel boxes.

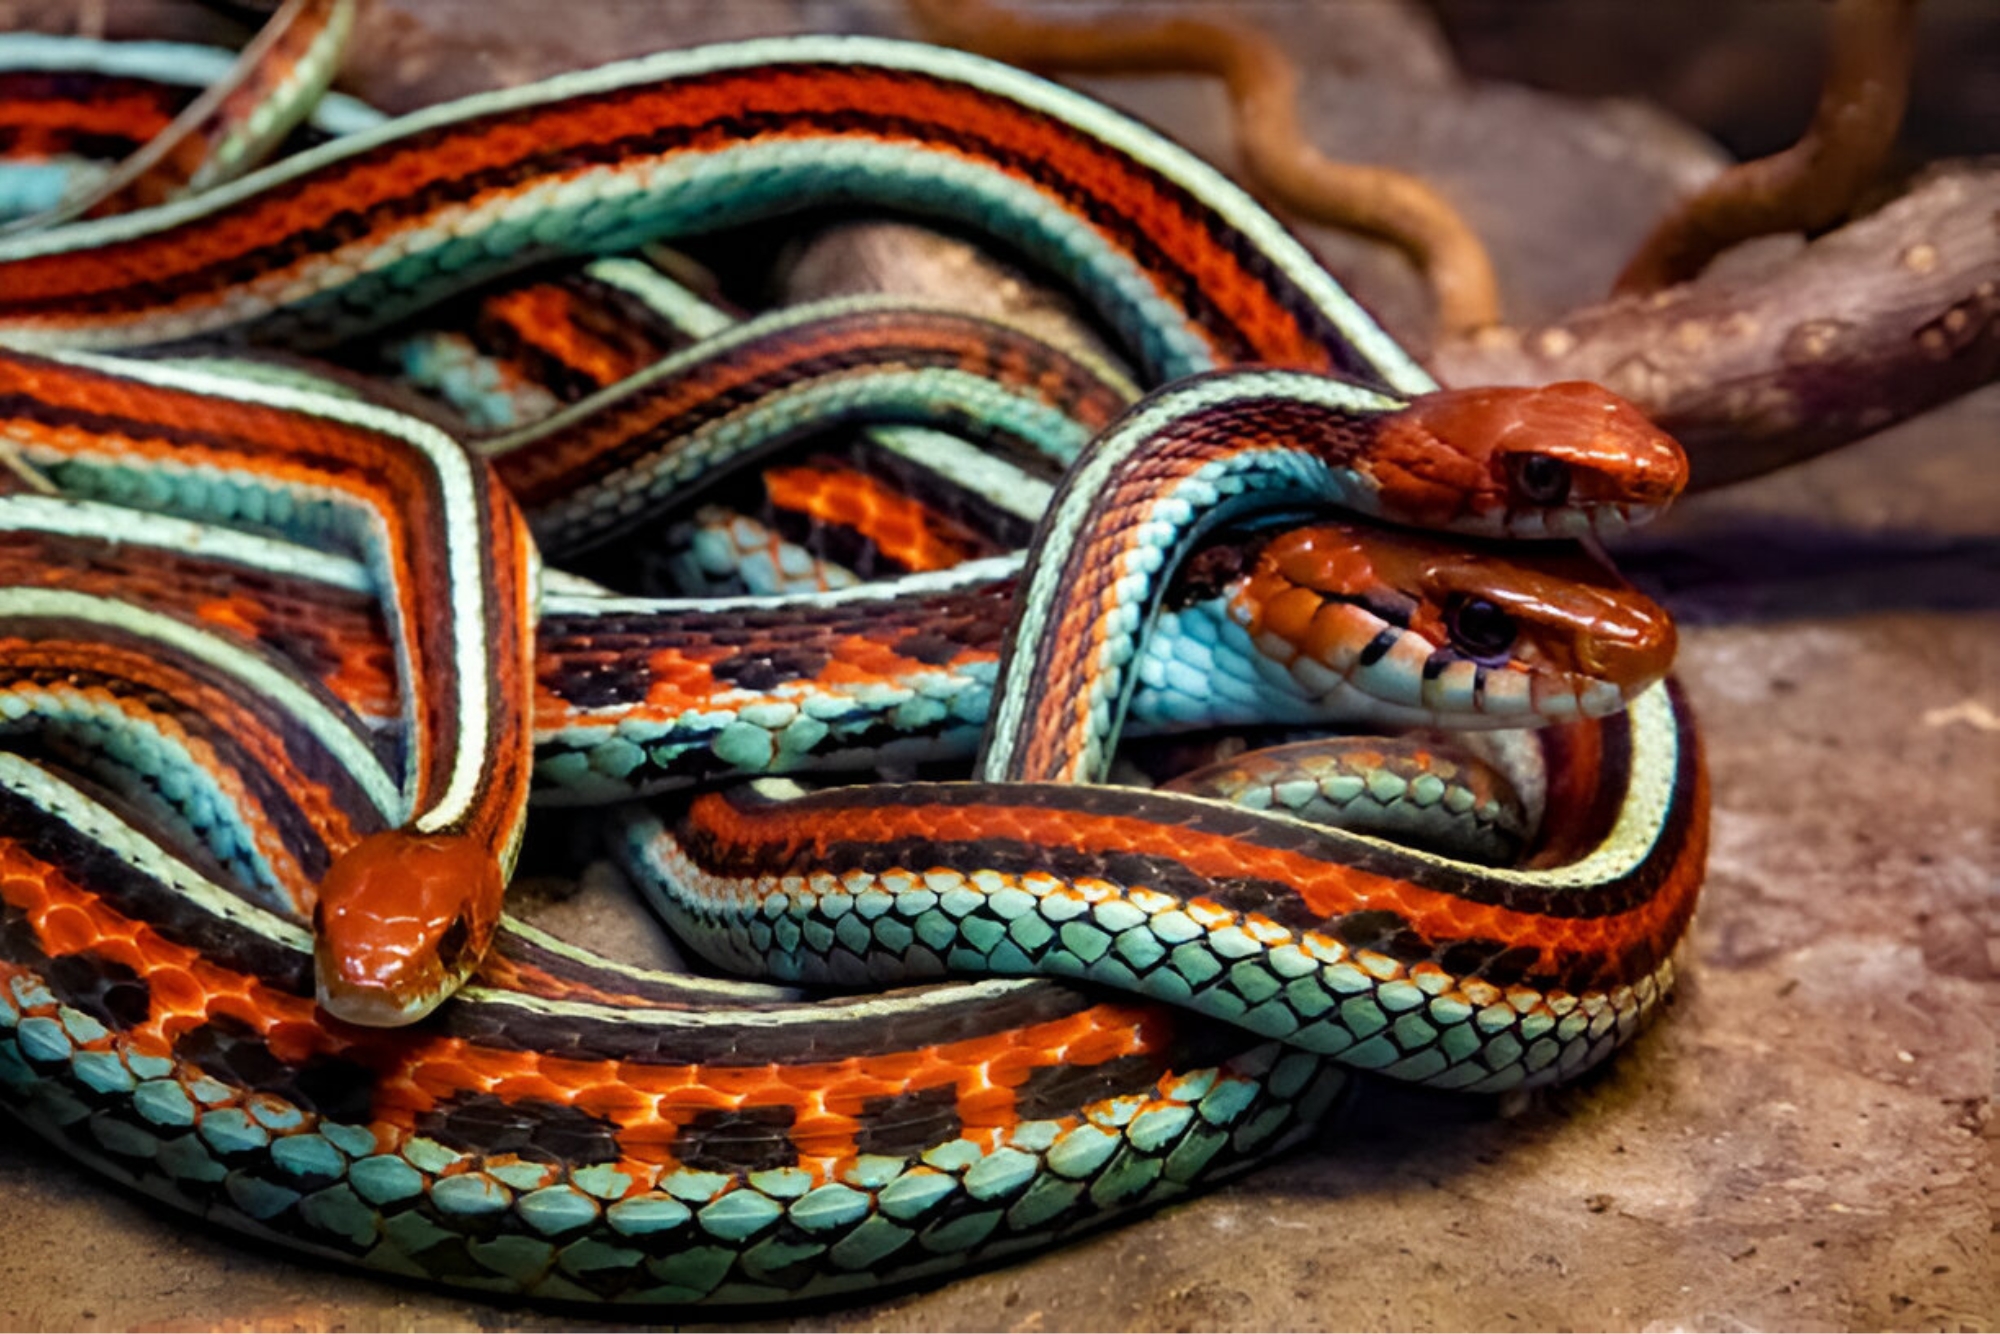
[0,26,1706,1306]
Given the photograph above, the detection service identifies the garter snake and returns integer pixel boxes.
[0,27,1707,1307]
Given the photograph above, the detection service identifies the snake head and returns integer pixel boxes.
[312,830,503,1027]
[1234,521,1677,727]
[1369,382,1688,539]
[1397,537,1678,721]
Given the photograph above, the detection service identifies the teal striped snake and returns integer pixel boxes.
[0,27,1707,1307]
[0,21,378,225]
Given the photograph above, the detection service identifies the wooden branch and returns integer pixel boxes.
[908,0,1502,334]
[1613,0,1919,295]
[1435,160,2000,490]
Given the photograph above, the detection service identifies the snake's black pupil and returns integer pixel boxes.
[1448,597,1517,661]
[437,914,471,967]
[1512,453,1571,505]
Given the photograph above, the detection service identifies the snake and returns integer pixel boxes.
[0,334,1678,1014]
[0,21,377,225]
[0,478,1702,1306]
[0,25,1708,1307]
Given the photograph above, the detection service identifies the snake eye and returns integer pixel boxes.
[1446,596,1518,662]
[1508,452,1572,506]
[436,914,472,970]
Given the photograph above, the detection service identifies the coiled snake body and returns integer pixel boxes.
[0,29,1705,1306]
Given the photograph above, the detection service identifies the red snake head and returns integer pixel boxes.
[1367,382,1688,539]
[312,830,504,1027]
[1235,521,1677,727]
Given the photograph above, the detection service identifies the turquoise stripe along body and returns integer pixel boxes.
[0,25,1707,1314]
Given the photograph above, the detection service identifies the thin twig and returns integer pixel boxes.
[1612,0,1920,295]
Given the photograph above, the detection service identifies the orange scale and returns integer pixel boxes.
[931,1034,1020,1075]
[570,1082,651,1123]
[613,1120,686,1166]
[817,1073,913,1117]
[1136,1005,1185,1053]
[91,914,158,970]
[1063,1024,1144,1069]
[261,1020,328,1066]
[0,870,50,913]
[368,1085,440,1127]
[739,1071,822,1110]
[955,1085,1016,1129]
[201,991,271,1034]
[1296,602,1376,668]
[657,1085,741,1118]
[1252,584,1321,648]
[121,929,188,977]
[1438,899,1507,943]
[373,151,443,200]
[448,1044,548,1084]
[608,1096,672,1136]
[536,1053,620,1091]
[981,1047,1045,1089]
[788,1113,860,1160]
[488,1073,572,1105]
[1004,1011,1093,1053]
[749,1078,811,1112]
[609,1155,669,1194]
[1581,919,1631,957]
[612,1062,699,1096]
[151,1008,210,1047]
[790,1157,848,1187]
[31,908,98,960]
[810,650,884,686]
[366,1064,444,1104]
[531,690,581,731]
[649,657,718,700]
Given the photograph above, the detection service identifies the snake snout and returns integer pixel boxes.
[1493,382,1688,535]
[313,830,502,1028]
[1377,381,1688,538]
[1575,601,1678,692]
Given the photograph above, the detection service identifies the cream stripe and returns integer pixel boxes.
[457,970,1040,1030]
[0,33,384,136]
[0,753,315,948]
[542,553,1026,618]
[43,351,494,834]
[983,371,1400,770]
[0,590,399,817]
[0,37,1433,392]
[0,494,375,592]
